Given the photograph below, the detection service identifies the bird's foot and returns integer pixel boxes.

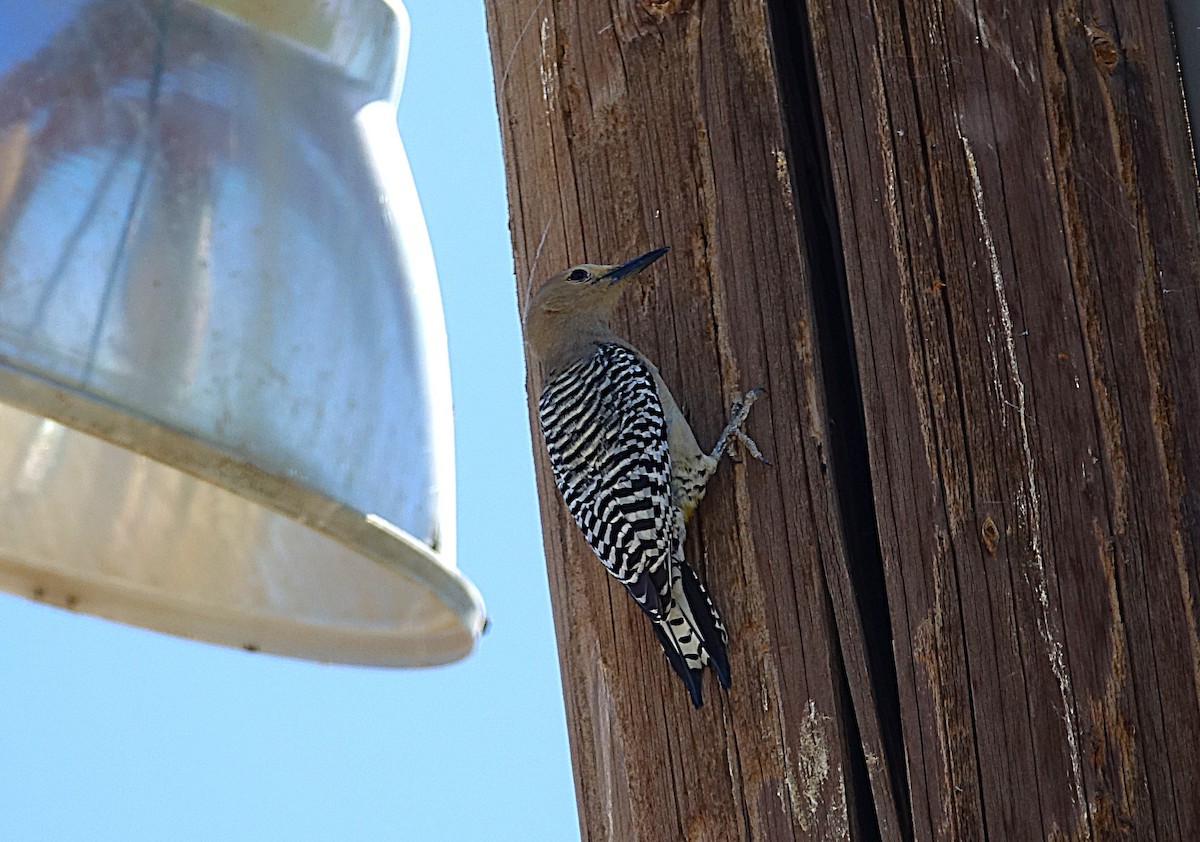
[710,388,771,466]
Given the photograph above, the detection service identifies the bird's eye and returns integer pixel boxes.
[567,268,590,282]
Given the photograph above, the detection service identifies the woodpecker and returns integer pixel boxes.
[524,246,767,708]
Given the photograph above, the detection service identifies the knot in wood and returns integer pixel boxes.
[980,514,1000,557]
[1085,23,1120,73]
[637,0,695,22]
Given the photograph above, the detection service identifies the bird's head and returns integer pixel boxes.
[523,246,669,369]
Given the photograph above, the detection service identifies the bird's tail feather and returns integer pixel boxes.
[650,560,730,708]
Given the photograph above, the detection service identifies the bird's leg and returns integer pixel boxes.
[677,388,769,521]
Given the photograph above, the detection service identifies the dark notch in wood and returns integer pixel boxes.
[764,0,914,837]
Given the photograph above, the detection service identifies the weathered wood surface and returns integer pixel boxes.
[484,1,899,838]
[485,0,1200,838]
[806,0,1200,837]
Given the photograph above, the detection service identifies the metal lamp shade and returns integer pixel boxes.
[0,0,486,666]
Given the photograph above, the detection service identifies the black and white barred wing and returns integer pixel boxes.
[538,344,674,617]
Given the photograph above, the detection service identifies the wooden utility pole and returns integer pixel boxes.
[485,0,1200,838]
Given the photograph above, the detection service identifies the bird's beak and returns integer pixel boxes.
[601,246,670,283]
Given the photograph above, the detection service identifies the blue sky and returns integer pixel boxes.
[0,1,579,839]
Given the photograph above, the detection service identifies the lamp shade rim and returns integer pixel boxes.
[0,359,486,668]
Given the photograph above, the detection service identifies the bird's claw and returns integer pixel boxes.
[735,429,771,466]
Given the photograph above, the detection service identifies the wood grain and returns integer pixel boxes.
[806,0,1200,837]
[485,0,1200,837]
